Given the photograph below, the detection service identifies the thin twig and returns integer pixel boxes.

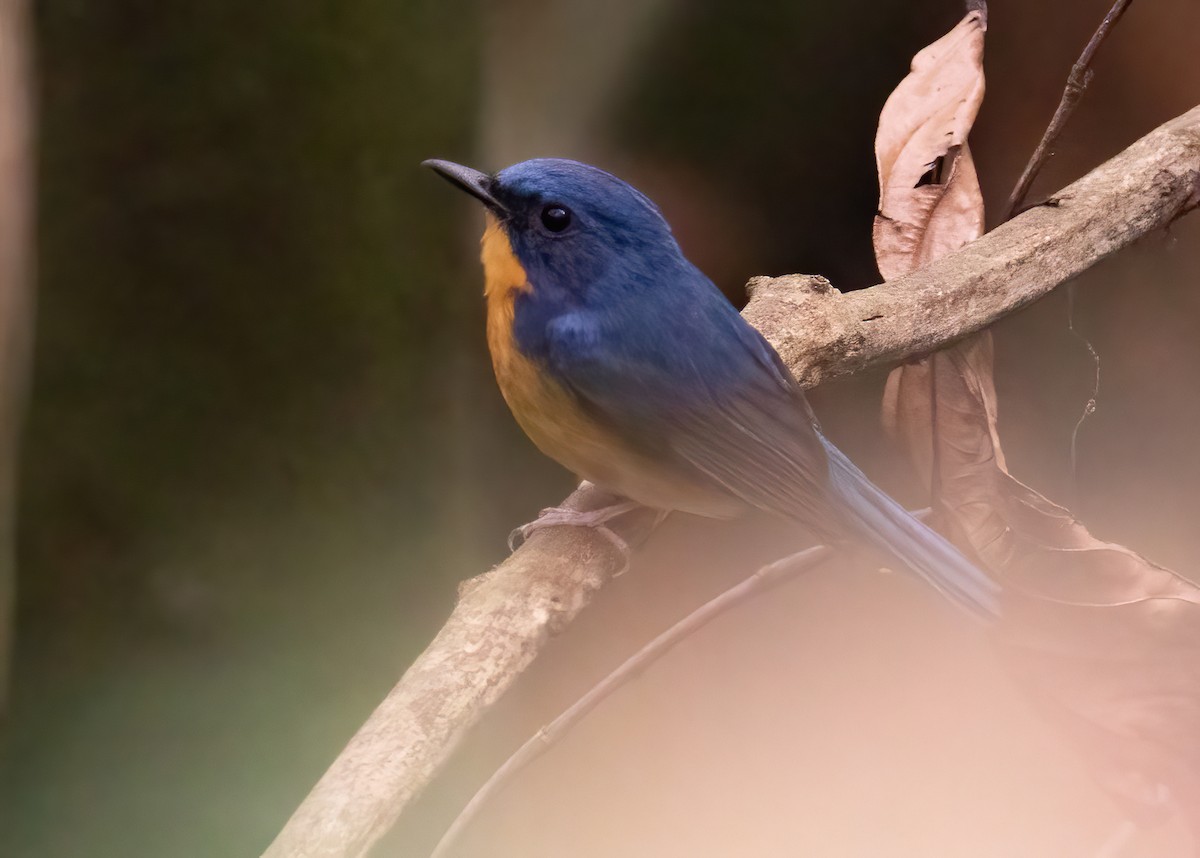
[429,542,836,858]
[1000,0,1135,222]
[1066,285,1101,508]
[1001,0,1132,506]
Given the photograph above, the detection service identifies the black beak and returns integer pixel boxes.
[422,159,507,214]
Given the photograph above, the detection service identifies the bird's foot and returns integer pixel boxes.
[508,498,642,574]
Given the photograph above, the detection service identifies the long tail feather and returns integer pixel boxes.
[821,438,999,622]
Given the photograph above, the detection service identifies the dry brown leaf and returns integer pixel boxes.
[873,7,1200,839]
[873,8,985,280]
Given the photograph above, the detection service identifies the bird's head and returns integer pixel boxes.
[422,157,683,298]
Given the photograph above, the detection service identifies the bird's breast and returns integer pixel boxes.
[480,217,628,487]
[478,217,738,516]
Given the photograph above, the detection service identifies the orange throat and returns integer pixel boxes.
[480,214,532,376]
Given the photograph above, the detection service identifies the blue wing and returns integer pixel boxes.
[540,268,840,534]
[538,267,999,620]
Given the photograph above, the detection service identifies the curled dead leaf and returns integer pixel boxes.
[872,6,1200,840]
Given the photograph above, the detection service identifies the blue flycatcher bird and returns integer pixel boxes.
[424,157,998,621]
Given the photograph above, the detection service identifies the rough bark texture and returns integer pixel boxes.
[263,105,1200,858]
[744,106,1200,389]
[0,0,35,716]
[263,488,650,858]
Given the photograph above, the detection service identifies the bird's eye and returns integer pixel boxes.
[540,204,572,233]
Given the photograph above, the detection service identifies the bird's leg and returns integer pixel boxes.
[508,484,646,574]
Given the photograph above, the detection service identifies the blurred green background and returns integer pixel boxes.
[2,0,1199,855]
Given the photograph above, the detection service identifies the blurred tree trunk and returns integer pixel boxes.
[0,0,35,716]
[480,0,678,165]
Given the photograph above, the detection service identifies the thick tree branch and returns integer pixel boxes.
[263,105,1200,858]
[744,106,1200,388]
